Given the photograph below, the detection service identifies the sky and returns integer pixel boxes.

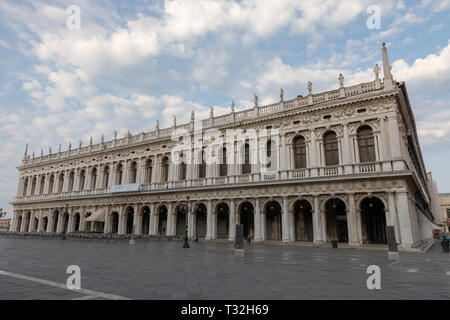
[0,0,449,219]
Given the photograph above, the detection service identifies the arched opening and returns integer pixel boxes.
[103,166,110,188]
[42,216,48,232]
[239,201,254,238]
[357,126,376,163]
[129,162,137,184]
[32,217,38,231]
[125,207,134,234]
[84,212,92,231]
[24,212,31,231]
[179,158,187,181]
[198,151,206,179]
[31,177,36,195]
[111,212,119,234]
[161,157,169,182]
[293,136,307,169]
[294,200,313,241]
[79,170,86,191]
[16,216,22,231]
[325,198,348,242]
[39,176,45,195]
[91,167,97,189]
[157,206,168,235]
[62,211,69,233]
[195,203,207,238]
[324,131,339,166]
[74,213,80,232]
[52,211,59,232]
[141,206,150,234]
[265,140,277,171]
[22,178,28,197]
[58,173,64,193]
[265,201,282,240]
[48,175,54,194]
[360,197,387,244]
[175,205,187,236]
[216,203,229,239]
[116,163,123,185]
[68,171,75,192]
[241,143,251,174]
[219,148,227,177]
[145,159,152,184]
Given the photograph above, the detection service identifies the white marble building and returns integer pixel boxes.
[10,45,440,250]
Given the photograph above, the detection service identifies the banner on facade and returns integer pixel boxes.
[110,183,140,193]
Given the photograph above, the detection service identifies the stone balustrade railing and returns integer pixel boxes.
[14,160,397,203]
[21,80,384,167]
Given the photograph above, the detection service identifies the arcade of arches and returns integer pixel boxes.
[12,193,396,247]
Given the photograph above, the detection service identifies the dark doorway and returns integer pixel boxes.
[265,201,282,240]
[325,198,348,243]
[361,197,387,244]
[239,202,254,238]
[294,200,313,241]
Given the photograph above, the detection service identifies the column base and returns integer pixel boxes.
[388,251,399,261]
[349,241,362,247]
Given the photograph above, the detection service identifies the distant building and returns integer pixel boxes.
[439,194,450,234]
[0,219,11,231]
[10,45,440,250]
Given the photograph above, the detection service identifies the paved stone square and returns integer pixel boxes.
[0,238,449,300]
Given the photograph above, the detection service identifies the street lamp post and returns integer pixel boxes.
[180,196,193,248]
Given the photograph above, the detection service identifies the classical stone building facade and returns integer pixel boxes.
[10,45,439,250]
[439,194,450,234]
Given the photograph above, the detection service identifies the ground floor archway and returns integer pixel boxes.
[125,207,134,234]
[361,197,387,244]
[111,212,119,234]
[325,198,348,243]
[175,205,187,236]
[52,211,59,232]
[265,201,282,241]
[294,199,313,241]
[239,201,254,238]
[157,206,168,235]
[216,203,229,239]
[141,206,150,235]
[195,203,207,238]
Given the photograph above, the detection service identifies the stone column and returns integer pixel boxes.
[342,123,353,174]
[47,211,53,233]
[313,195,324,243]
[56,211,63,232]
[28,212,34,232]
[166,202,173,236]
[254,198,262,241]
[388,114,405,170]
[282,197,290,242]
[188,201,194,238]
[347,193,361,246]
[104,206,110,234]
[205,200,213,240]
[228,199,236,241]
[149,203,156,235]
[310,129,318,177]
[118,205,125,235]
[396,190,415,249]
[260,206,266,241]
[387,192,400,244]
[280,134,288,179]
[68,210,75,233]
[133,204,139,234]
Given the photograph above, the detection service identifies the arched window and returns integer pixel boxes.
[129,162,137,184]
[219,147,227,177]
[116,164,123,185]
[58,173,64,193]
[68,171,75,192]
[324,131,339,166]
[79,170,85,191]
[103,166,110,188]
[48,175,54,194]
[242,143,251,174]
[179,159,187,181]
[293,136,307,169]
[198,151,206,179]
[357,126,376,163]
[145,159,153,184]
[31,177,36,195]
[39,176,45,195]
[22,178,28,197]
[91,167,97,189]
[161,157,169,182]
